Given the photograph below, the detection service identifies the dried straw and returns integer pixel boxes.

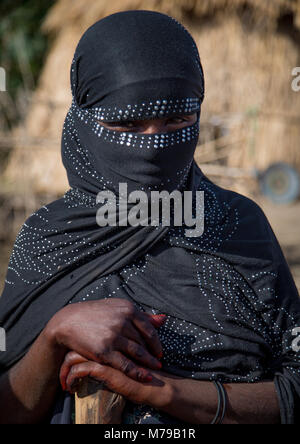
[5,0,300,200]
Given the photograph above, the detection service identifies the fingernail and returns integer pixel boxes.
[151,314,166,319]
[157,361,162,369]
[157,351,164,360]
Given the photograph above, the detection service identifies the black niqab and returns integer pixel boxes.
[0,11,299,424]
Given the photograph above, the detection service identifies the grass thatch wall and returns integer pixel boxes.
[4,0,300,200]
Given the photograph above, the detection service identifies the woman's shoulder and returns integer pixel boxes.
[201,174,267,218]
[22,195,67,229]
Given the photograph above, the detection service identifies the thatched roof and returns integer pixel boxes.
[4,0,300,201]
[43,0,300,33]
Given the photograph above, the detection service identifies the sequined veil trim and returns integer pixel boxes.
[86,98,201,122]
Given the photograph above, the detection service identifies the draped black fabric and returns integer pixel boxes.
[0,10,300,424]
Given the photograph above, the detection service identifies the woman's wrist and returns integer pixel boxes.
[143,371,177,410]
[143,373,218,424]
[43,312,69,358]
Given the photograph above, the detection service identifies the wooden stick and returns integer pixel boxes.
[75,378,126,424]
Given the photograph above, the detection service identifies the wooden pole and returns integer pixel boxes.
[75,378,126,424]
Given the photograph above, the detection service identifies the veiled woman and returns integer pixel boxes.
[0,11,299,424]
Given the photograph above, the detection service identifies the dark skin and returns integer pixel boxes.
[61,351,280,425]
[0,299,166,424]
[0,115,281,424]
[101,113,198,134]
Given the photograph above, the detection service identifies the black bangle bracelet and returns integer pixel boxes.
[211,381,227,424]
[217,381,227,424]
[211,381,222,424]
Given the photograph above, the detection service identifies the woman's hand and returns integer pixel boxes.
[45,298,166,383]
[60,351,172,408]
[60,352,281,425]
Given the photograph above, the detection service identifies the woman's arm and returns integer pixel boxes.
[0,299,164,424]
[0,327,66,424]
[150,372,281,424]
[62,355,281,424]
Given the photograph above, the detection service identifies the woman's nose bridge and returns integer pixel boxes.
[142,121,164,134]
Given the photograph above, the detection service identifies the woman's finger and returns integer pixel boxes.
[132,312,165,358]
[117,337,162,371]
[101,350,154,382]
[65,362,102,393]
[122,320,149,350]
[59,351,88,391]
[65,362,144,403]
[145,313,167,328]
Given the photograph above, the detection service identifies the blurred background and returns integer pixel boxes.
[0,0,300,292]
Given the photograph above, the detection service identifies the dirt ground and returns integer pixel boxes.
[0,200,299,294]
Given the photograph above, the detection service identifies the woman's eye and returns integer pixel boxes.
[167,117,186,125]
[115,122,136,128]
[101,121,138,131]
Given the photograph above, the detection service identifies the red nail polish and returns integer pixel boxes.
[156,315,167,324]
[157,351,164,359]
[145,375,153,382]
